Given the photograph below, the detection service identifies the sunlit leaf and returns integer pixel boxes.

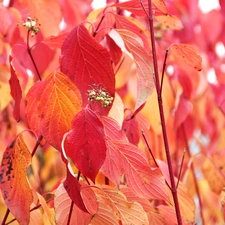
[9,55,22,122]
[66,108,106,182]
[114,14,151,53]
[116,29,154,113]
[26,71,83,151]
[108,93,124,128]
[54,183,92,225]
[170,44,202,71]
[0,135,32,225]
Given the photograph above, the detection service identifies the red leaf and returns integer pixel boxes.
[116,29,154,112]
[106,34,122,66]
[170,44,202,71]
[174,95,193,129]
[101,118,168,200]
[60,23,115,113]
[0,136,33,225]
[66,108,107,182]
[9,55,22,121]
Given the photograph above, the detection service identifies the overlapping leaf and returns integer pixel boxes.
[64,168,97,213]
[60,23,115,113]
[9,55,22,121]
[66,108,106,182]
[25,71,83,151]
[170,44,202,71]
[101,117,168,200]
[54,183,92,225]
[116,29,154,113]
[0,136,32,225]
[92,187,149,225]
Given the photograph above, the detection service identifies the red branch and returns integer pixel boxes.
[145,0,183,224]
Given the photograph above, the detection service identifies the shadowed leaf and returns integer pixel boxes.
[0,135,32,225]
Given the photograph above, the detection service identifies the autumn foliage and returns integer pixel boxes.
[0,0,225,224]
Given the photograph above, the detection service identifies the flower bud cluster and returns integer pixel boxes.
[21,17,40,36]
[87,85,113,108]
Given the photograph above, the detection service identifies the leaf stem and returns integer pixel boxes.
[26,30,42,81]
[93,14,106,37]
[31,135,43,157]
[1,208,10,225]
[145,1,183,224]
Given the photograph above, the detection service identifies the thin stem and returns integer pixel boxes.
[182,126,205,225]
[93,14,106,37]
[31,135,43,157]
[27,30,42,81]
[160,49,168,96]
[67,201,74,225]
[145,1,183,224]
[176,149,185,190]
[1,209,10,225]
[167,69,205,224]
[142,130,159,168]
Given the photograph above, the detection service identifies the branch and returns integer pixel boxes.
[143,0,183,224]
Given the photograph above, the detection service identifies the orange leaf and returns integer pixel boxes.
[170,44,202,71]
[116,29,154,112]
[0,135,32,225]
[26,71,83,151]
[152,0,168,14]
[202,153,225,194]
[93,187,149,225]
[54,183,92,225]
[156,15,183,30]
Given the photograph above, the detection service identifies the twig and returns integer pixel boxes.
[26,30,42,81]
[160,49,168,96]
[142,0,183,224]
[67,201,74,225]
[176,149,185,189]
[4,197,54,225]
[1,208,10,225]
